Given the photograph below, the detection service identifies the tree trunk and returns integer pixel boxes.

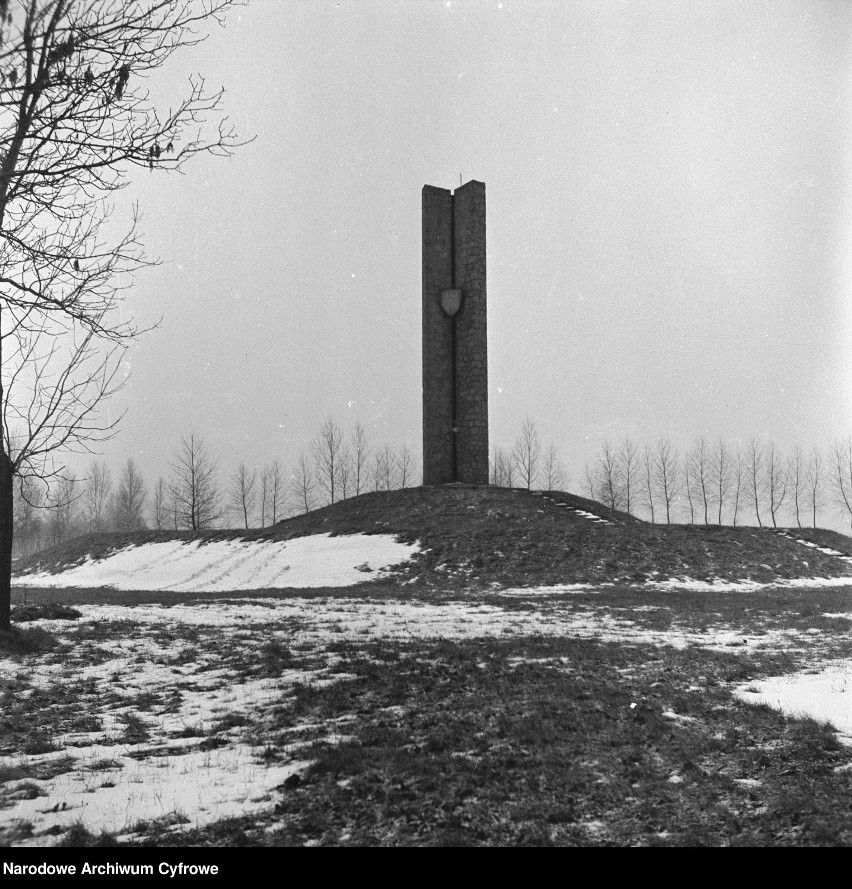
[0,450,14,632]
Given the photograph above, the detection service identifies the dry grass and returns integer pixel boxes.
[153,633,852,847]
[0,625,57,655]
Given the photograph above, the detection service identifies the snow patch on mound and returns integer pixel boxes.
[648,576,852,592]
[13,533,420,592]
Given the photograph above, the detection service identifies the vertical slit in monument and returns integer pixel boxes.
[450,190,457,482]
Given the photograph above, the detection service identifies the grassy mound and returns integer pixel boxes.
[12,484,852,591]
[265,485,852,586]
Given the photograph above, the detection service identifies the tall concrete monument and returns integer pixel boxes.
[422,180,488,485]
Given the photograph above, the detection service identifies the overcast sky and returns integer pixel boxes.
[91,0,851,520]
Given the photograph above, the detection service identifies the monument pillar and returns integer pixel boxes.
[422,180,488,485]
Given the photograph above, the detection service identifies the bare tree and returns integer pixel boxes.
[267,460,285,525]
[113,458,146,531]
[81,459,112,532]
[583,462,596,501]
[766,442,787,529]
[654,439,679,525]
[13,475,44,556]
[47,474,78,546]
[833,437,852,532]
[491,446,513,488]
[711,439,731,525]
[311,417,344,505]
[788,444,805,529]
[542,444,566,490]
[368,444,396,492]
[688,438,712,525]
[371,448,384,492]
[505,448,515,488]
[169,432,222,530]
[229,463,255,530]
[730,448,744,527]
[0,1,244,630]
[151,476,168,530]
[618,436,639,515]
[380,444,396,491]
[596,441,623,511]
[351,423,370,496]
[170,484,181,530]
[747,439,765,527]
[512,417,541,491]
[806,446,824,529]
[338,448,353,500]
[398,444,414,489]
[293,453,315,514]
[258,461,285,527]
[641,444,655,523]
[258,465,270,528]
[505,451,515,489]
[682,452,695,524]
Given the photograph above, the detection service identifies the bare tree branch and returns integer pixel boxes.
[0,0,244,629]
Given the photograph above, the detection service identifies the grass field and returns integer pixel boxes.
[4,485,852,847]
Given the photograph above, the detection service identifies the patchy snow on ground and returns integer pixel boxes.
[648,576,852,593]
[22,595,814,655]
[569,509,612,524]
[494,584,600,596]
[2,587,849,844]
[534,494,613,525]
[1,627,351,845]
[734,664,852,745]
[7,742,311,841]
[771,531,852,564]
[12,533,420,592]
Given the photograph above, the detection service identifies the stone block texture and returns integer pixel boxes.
[422,180,488,484]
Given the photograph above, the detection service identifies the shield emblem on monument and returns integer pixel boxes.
[440,288,462,317]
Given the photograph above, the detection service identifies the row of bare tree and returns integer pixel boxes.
[490,418,567,490]
[12,419,420,555]
[487,421,852,530]
[16,419,852,556]
[582,436,852,529]
[14,458,147,554]
[224,419,419,528]
[293,418,418,514]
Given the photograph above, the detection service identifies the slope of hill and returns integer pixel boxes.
[11,484,852,592]
[13,533,420,592]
